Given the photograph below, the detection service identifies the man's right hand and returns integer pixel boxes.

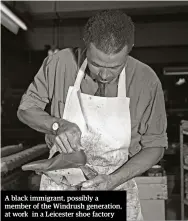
[55,119,83,153]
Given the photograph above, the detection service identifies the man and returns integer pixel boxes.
[18,10,167,220]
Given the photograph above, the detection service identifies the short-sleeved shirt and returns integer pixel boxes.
[18,48,168,157]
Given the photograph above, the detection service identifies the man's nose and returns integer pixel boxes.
[99,69,108,80]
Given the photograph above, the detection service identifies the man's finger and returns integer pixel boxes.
[35,171,43,175]
[58,134,73,153]
[66,133,84,151]
[82,176,102,188]
[66,133,77,151]
[81,186,96,191]
[77,143,85,150]
[55,136,67,153]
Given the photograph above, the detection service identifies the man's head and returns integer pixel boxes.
[83,10,135,84]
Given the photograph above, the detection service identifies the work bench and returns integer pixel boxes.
[1,144,168,220]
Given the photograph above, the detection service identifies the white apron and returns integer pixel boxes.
[40,59,143,220]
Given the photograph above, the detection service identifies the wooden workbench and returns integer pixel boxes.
[135,176,168,220]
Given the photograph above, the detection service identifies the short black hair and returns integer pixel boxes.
[83,10,135,55]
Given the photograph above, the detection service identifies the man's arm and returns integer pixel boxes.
[111,81,167,186]
[82,80,168,190]
[82,147,165,190]
[17,55,59,135]
[110,147,164,188]
[17,107,63,135]
[17,53,82,153]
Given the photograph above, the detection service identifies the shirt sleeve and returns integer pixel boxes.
[18,56,53,111]
[139,81,168,149]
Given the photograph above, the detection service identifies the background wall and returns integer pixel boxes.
[25,21,188,50]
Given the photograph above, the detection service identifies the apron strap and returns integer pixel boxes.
[74,58,87,90]
[118,67,127,97]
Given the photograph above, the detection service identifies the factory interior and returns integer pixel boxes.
[1,1,188,220]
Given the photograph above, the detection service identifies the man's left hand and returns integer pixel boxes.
[81,174,116,190]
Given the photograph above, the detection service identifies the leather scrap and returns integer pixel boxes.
[21,150,87,172]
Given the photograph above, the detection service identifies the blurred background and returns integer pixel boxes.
[1,1,188,220]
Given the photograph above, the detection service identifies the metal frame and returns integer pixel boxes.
[180,120,188,220]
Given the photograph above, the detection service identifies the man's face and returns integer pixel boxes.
[86,43,128,84]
